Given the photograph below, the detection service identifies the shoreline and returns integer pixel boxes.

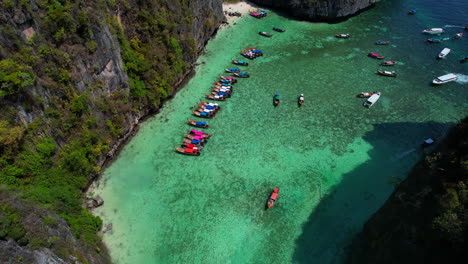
[85,17,225,201]
[222,1,258,25]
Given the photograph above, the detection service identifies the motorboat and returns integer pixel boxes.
[335,33,350,38]
[380,60,398,66]
[377,70,397,77]
[437,48,451,59]
[453,32,463,39]
[375,40,390,45]
[421,138,435,148]
[298,94,304,106]
[408,10,417,14]
[432,73,458,84]
[266,188,279,209]
[462,57,468,63]
[363,92,381,108]
[422,28,444,34]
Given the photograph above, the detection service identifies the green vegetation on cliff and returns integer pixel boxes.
[0,0,222,261]
[349,117,468,264]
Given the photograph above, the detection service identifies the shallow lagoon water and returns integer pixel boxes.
[93,0,467,263]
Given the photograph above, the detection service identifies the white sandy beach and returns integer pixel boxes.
[222,1,258,24]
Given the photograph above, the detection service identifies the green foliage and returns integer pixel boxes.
[0,205,27,243]
[63,209,103,243]
[432,211,464,241]
[0,59,35,96]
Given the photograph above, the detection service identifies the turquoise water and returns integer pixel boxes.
[93,0,467,263]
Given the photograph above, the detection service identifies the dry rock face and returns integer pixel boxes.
[250,0,380,21]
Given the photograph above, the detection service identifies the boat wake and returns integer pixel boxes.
[444,24,466,28]
[390,148,416,162]
[455,74,468,84]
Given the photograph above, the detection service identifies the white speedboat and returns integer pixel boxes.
[432,73,458,84]
[363,92,381,108]
[437,48,451,59]
[422,28,444,34]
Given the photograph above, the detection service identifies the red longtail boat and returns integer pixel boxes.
[266,188,279,209]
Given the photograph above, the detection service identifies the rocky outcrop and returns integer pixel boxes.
[0,0,224,262]
[348,118,468,264]
[250,0,379,21]
[0,189,110,264]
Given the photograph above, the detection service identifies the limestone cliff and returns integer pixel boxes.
[0,0,224,262]
[250,0,379,21]
[348,118,468,264]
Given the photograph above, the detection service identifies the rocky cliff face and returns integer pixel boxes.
[348,118,468,264]
[0,0,223,261]
[250,0,379,21]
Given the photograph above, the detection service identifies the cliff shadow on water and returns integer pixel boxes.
[291,120,454,263]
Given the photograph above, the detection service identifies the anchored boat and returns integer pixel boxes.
[422,28,444,34]
[432,73,458,84]
[363,92,381,108]
[437,48,451,59]
[377,70,397,77]
[259,31,273,37]
[266,188,279,209]
[368,52,386,59]
[335,33,350,38]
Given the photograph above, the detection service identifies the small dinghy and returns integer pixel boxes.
[259,31,273,37]
[421,138,436,148]
[428,38,443,43]
[272,27,285,32]
[422,28,444,34]
[225,67,240,73]
[273,93,280,107]
[368,52,386,59]
[377,70,397,77]
[188,120,209,128]
[206,94,226,101]
[298,94,304,107]
[356,92,376,98]
[453,32,463,39]
[266,188,279,209]
[437,47,451,59]
[232,59,248,66]
[233,72,250,78]
[408,9,417,14]
[174,147,200,156]
[380,60,398,66]
[335,33,350,39]
[363,92,381,108]
[375,40,390,45]
[432,73,458,85]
